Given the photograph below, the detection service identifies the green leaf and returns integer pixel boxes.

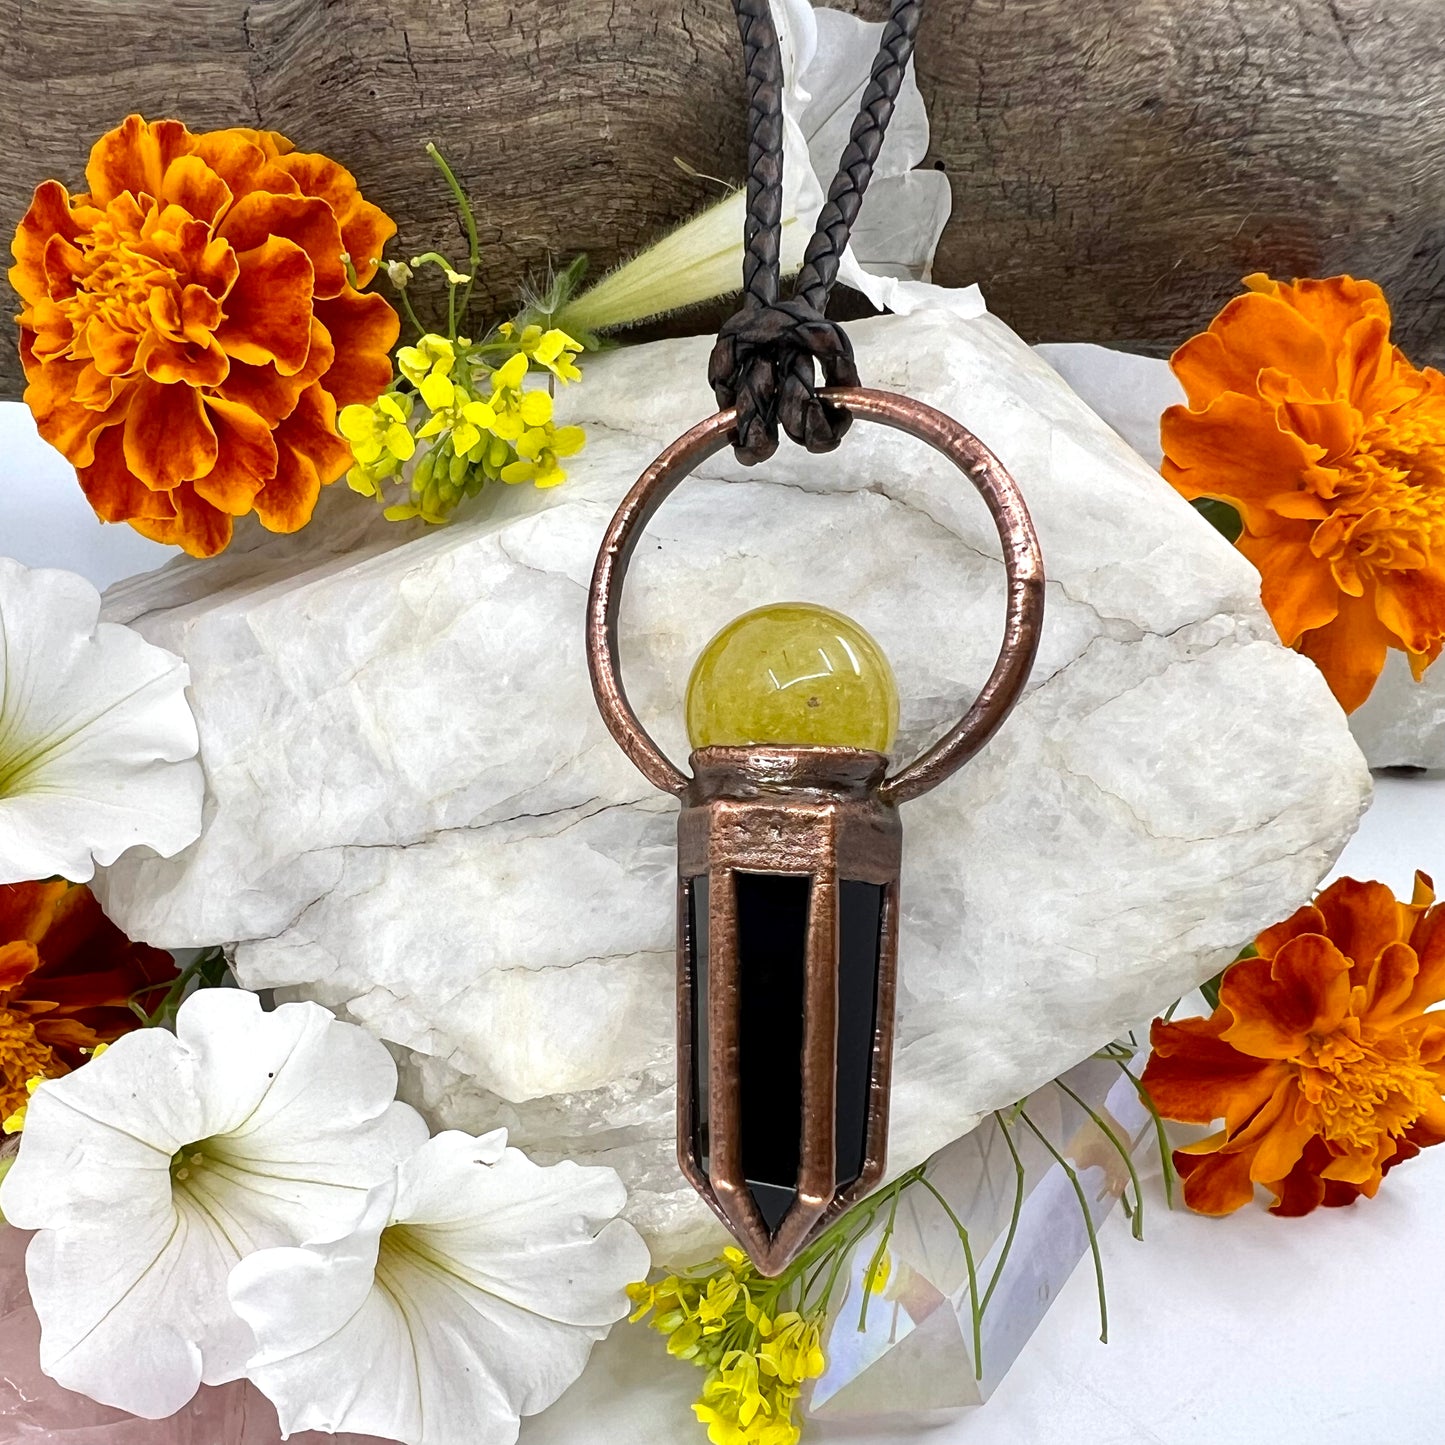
[1192,497,1243,543]
[1198,969,1226,1011]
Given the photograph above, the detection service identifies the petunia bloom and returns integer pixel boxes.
[229,1129,650,1445]
[0,988,427,1418]
[0,878,174,1119]
[10,114,400,557]
[0,557,202,885]
[1142,873,1445,1216]
[1162,273,1445,711]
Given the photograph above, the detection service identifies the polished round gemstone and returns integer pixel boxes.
[685,603,899,751]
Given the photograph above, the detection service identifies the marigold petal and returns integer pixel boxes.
[1238,528,1340,646]
[9,180,98,308]
[1353,940,1423,1031]
[89,318,142,379]
[1371,565,1445,660]
[194,396,279,515]
[76,425,178,523]
[1271,395,1363,467]
[84,115,194,206]
[1254,903,1328,960]
[1317,1145,1385,1189]
[217,191,345,300]
[214,236,316,374]
[21,360,115,467]
[214,317,335,428]
[1313,875,1415,974]
[1174,1134,1259,1216]
[157,153,232,227]
[1245,1080,1317,1183]
[127,481,234,558]
[1173,289,1335,405]
[1142,1014,1287,1130]
[1264,1134,1334,1216]
[1162,392,1324,530]
[0,882,68,947]
[140,331,229,389]
[311,290,400,406]
[0,940,42,990]
[1403,902,1445,1016]
[271,150,396,289]
[182,132,267,204]
[122,376,218,490]
[1296,591,1394,713]
[253,384,349,532]
[1219,935,1353,1058]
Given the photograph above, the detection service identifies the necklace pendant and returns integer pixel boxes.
[587,388,1044,1274]
[679,747,901,1272]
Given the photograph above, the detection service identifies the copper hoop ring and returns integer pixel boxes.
[586,387,1045,806]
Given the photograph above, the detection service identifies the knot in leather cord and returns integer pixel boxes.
[716,0,922,465]
[708,298,861,466]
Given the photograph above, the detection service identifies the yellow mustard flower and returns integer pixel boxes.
[397,334,457,397]
[501,419,587,490]
[757,1313,825,1389]
[339,393,417,498]
[863,1249,892,1295]
[628,1242,824,1445]
[500,321,585,384]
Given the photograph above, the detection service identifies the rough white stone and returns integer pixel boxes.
[1347,651,1445,769]
[96,308,1370,1262]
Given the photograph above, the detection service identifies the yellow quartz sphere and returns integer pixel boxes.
[685,603,899,752]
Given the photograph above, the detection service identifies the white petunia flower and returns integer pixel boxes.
[0,556,202,884]
[0,988,428,1420]
[229,1129,652,1445]
[557,0,970,336]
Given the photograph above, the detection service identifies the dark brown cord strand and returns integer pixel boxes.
[709,0,924,465]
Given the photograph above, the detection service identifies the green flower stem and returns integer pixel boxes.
[916,1176,984,1380]
[394,285,426,343]
[856,1188,902,1331]
[127,945,228,1027]
[1054,1078,1147,1241]
[1017,1107,1109,1345]
[409,252,463,337]
[980,1109,1026,1315]
[815,1211,882,1318]
[425,143,481,325]
[1114,1057,1178,1209]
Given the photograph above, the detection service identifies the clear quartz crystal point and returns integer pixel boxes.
[805,1056,1150,1421]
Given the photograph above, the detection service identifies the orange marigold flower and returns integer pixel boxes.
[0,879,176,1118]
[10,114,400,558]
[1162,274,1445,712]
[1142,873,1445,1217]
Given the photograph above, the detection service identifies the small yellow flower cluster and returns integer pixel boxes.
[628,1247,827,1445]
[337,326,586,525]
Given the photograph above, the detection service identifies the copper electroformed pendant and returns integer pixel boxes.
[586,388,1045,1274]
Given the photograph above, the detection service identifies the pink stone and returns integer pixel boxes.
[0,1224,390,1444]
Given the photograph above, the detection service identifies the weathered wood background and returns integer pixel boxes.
[2,0,1442,399]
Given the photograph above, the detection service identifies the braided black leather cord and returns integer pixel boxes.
[709,0,924,465]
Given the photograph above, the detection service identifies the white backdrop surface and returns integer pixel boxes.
[2,398,1442,1444]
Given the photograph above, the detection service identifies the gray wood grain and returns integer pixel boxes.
[2,0,1441,400]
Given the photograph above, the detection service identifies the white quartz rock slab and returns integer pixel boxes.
[1347,651,1445,769]
[96,308,1370,1261]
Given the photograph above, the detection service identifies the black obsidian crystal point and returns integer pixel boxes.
[736,870,810,1233]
